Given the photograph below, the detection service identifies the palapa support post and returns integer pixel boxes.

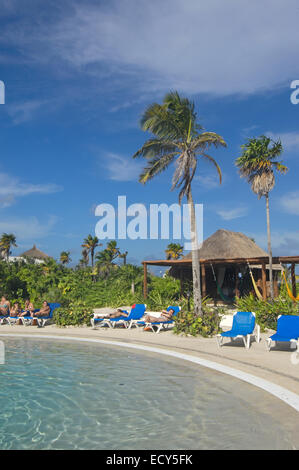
[201,263,206,298]
[143,262,148,299]
[262,261,267,300]
[291,263,297,299]
[235,265,240,298]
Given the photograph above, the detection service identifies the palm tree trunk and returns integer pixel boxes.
[131,281,135,295]
[187,190,202,316]
[266,194,274,299]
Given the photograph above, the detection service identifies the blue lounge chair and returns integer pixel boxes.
[0,313,9,325]
[20,303,61,327]
[91,307,129,328]
[131,306,181,333]
[95,304,147,329]
[266,315,299,351]
[216,311,260,349]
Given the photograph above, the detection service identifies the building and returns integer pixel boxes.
[9,244,51,264]
[142,229,299,301]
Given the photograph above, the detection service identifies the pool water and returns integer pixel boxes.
[0,337,297,450]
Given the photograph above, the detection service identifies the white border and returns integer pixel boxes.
[1,333,299,412]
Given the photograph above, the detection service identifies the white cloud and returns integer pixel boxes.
[0,215,58,241]
[0,172,62,207]
[280,191,299,215]
[251,231,299,256]
[101,152,143,182]
[6,100,49,124]
[3,0,299,96]
[217,207,248,221]
[266,131,299,154]
[194,174,221,190]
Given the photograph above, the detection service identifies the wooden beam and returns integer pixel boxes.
[291,263,297,299]
[201,263,206,298]
[143,262,148,299]
[261,261,267,300]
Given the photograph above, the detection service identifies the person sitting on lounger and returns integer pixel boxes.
[33,301,50,317]
[10,302,22,317]
[144,308,175,324]
[19,299,34,317]
[0,295,10,316]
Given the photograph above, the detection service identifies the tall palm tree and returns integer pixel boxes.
[165,243,184,260]
[60,251,71,265]
[82,235,102,268]
[133,91,226,316]
[0,233,17,261]
[235,135,288,299]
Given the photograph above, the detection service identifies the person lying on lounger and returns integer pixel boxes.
[0,296,10,316]
[10,302,22,317]
[144,308,175,323]
[33,301,50,317]
[99,308,128,319]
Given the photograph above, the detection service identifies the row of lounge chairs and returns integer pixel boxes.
[1,302,299,352]
[0,303,61,328]
[91,305,299,351]
[91,304,181,333]
[217,311,299,351]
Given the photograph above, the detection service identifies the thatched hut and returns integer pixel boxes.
[169,230,280,301]
[142,229,299,302]
[20,245,51,263]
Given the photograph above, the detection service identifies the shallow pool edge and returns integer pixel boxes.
[1,333,299,412]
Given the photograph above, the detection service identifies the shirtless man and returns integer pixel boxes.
[33,301,50,317]
[101,308,128,319]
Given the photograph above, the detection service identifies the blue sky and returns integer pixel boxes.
[0,0,299,266]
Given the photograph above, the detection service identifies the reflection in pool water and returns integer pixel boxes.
[0,338,296,449]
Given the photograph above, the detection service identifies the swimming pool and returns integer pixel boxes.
[0,337,297,450]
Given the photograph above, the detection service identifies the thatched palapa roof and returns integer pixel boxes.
[20,244,50,260]
[183,229,268,261]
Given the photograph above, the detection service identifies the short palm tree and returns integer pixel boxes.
[82,235,102,268]
[118,264,143,294]
[119,250,128,265]
[235,135,288,299]
[165,243,184,260]
[95,241,120,279]
[0,233,17,261]
[80,248,89,267]
[133,91,226,316]
[60,251,71,265]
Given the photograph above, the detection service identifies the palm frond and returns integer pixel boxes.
[139,153,177,184]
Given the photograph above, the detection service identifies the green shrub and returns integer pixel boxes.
[173,309,221,337]
[53,301,93,327]
[235,293,299,331]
